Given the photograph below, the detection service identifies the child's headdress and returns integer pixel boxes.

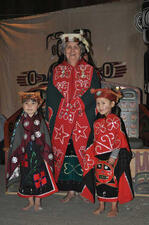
[18,91,43,104]
[90,87,122,103]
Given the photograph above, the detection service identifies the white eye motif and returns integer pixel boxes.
[103,191,106,197]
[12,157,18,163]
[35,131,41,138]
[24,121,29,127]
[31,135,35,141]
[34,120,40,126]
[24,134,28,140]
[22,147,25,153]
[96,91,102,96]
[48,154,53,160]
[105,165,108,170]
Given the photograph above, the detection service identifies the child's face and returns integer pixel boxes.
[96,97,115,116]
[23,99,39,117]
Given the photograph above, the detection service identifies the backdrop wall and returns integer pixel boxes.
[0,0,145,118]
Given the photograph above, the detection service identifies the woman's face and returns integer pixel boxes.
[65,42,81,66]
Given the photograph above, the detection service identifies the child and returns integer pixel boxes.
[6,91,58,211]
[82,88,134,217]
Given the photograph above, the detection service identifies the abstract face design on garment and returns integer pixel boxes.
[95,161,114,185]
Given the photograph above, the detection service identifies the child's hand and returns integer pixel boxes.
[108,157,115,165]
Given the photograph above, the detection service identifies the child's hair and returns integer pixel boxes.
[111,105,121,117]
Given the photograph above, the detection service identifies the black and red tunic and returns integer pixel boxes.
[82,113,134,203]
[6,112,58,198]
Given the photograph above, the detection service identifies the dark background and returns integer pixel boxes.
[0,0,119,20]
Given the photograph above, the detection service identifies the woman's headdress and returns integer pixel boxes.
[60,30,90,53]
[90,87,122,103]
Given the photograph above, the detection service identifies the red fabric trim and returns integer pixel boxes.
[52,60,93,181]
[118,172,133,204]
[17,189,56,199]
[80,185,94,203]
[97,196,118,202]
[94,114,130,155]
[18,161,58,199]
[45,161,58,192]
[83,144,96,176]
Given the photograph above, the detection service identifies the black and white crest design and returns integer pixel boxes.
[134,12,143,32]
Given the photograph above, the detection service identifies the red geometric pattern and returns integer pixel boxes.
[33,171,47,189]
[21,153,28,167]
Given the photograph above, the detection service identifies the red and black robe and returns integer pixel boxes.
[82,113,134,203]
[46,59,101,196]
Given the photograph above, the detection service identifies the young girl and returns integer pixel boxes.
[6,91,58,211]
[82,88,134,217]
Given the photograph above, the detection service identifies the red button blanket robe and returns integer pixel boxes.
[46,59,101,200]
[82,113,134,203]
[6,112,58,198]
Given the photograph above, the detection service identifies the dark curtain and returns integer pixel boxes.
[0,0,118,20]
[144,47,149,105]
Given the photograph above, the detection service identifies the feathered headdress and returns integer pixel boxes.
[18,91,43,104]
[60,30,90,53]
[90,87,122,103]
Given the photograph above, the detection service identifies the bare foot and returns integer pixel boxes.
[22,203,34,211]
[34,205,43,212]
[34,197,42,211]
[107,209,118,217]
[93,207,104,215]
[93,201,105,215]
[61,192,75,203]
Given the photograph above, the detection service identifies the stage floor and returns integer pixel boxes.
[0,164,148,225]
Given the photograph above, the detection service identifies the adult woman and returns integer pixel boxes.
[46,31,101,202]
